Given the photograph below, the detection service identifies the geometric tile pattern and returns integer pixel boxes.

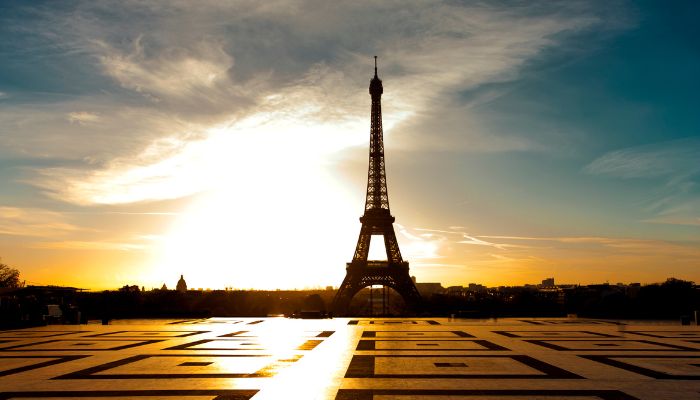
[580,355,700,379]
[168,319,264,325]
[0,339,164,352]
[520,319,622,325]
[53,354,299,379]
[344,354,582,379]
[348,319,441,325]
[218,330,334,338]
[335,389,641,399]
[355,339,509,351]
[524,339,697,352]
[83,330,208,338]
[626,331,700,339]
[1,318,698,399]
[362,330,473,338]
[0,355,88,377]
[0,390,258,399]
[163,338,323,351]
[494,330,620,338]
[0,331,89,339]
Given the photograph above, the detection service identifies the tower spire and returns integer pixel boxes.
[367,57,387,211]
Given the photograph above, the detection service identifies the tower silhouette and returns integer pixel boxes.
[332,57,422,316]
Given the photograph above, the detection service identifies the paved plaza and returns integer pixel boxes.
[0,317,699,399]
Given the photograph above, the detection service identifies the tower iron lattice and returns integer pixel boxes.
[332,57,422,316]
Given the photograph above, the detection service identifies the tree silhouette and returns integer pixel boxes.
[0,260,21,288]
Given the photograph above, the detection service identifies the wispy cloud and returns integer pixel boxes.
[402,227,700,285]
[585,137,700,225]
[585,137,700,179]
[395,224,446,260]
[29,136,217,204]
[643,205,700,226]
[30,240,147,251]
[0,207,80,237]
[458,235,524,250]
[67,111,101,125]
[97,36,231,98]
[413,229,700,273]
[415,227,527,250]
[478,234,700,257]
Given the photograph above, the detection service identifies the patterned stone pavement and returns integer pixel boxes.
[0,318,699,399]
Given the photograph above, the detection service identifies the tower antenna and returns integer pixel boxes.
[374,56,377,76]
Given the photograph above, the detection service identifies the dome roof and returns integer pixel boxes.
[176,274,187,292]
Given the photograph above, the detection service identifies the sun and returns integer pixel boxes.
[148,113,366,290]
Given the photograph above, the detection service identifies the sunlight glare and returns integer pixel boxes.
[151,109,366,289]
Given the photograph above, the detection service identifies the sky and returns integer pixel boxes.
[0,0,698,290]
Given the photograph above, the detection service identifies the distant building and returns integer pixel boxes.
[468,283,486,292]
[160,283,168,291]
[446,286,465,296]
[416,282,444,296]
[176,275,187,292]
[541,278,555,287]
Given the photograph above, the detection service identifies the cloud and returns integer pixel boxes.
[92,35,262,114]
[478,234,700,257]
[478,235,620,243]
[585,137,700,225]
[0,102,201,163]
[642,205,700,226]
[67,111,100,125]
[0,206,160,255]
[405,228,700,286]
[0,1,631,206]
[395,224,446,260]
[585,137,700,179]
[24,86,371,204]
[97,36,230,97]
[30,240,146,251]
[415,227,528,250]
[0,207,80,237]
[457,235,528,250]
[30,136,216,205]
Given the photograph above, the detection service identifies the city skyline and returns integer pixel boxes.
[1,1,699,290]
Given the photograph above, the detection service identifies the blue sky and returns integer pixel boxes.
[0,1,698,289]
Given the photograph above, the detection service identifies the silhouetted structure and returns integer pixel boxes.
[0,285,85,328]
[333,58,422,316]
[176,275,187,292]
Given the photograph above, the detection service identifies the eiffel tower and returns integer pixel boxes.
[332,57,422,316]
